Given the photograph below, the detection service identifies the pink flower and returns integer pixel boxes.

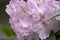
[6,0,60,40]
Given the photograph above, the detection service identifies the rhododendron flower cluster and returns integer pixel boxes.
[6,0,60,40]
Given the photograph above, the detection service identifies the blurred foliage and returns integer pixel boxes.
[56,31,60,40]
[1,26,15,37]
[24,0,27,2]
[0,39,8,40]
[0,26,16,40]
[46,31,56,40]
[57,37,60,40]
[46,31,60,40]
[0,0,9,26]
[0,0,9,16]
[56,31,60,36]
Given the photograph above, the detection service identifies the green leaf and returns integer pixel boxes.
[1,26,15,37]
[56,31,60,36]
[57,37,60,40]
[46,32,56,40]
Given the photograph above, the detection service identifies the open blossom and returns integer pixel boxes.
[6,0,60,40]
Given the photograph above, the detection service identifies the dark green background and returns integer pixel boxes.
[0,0,10,39]
[0,0,9,26]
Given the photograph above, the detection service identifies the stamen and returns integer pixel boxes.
[20,5,29,15]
